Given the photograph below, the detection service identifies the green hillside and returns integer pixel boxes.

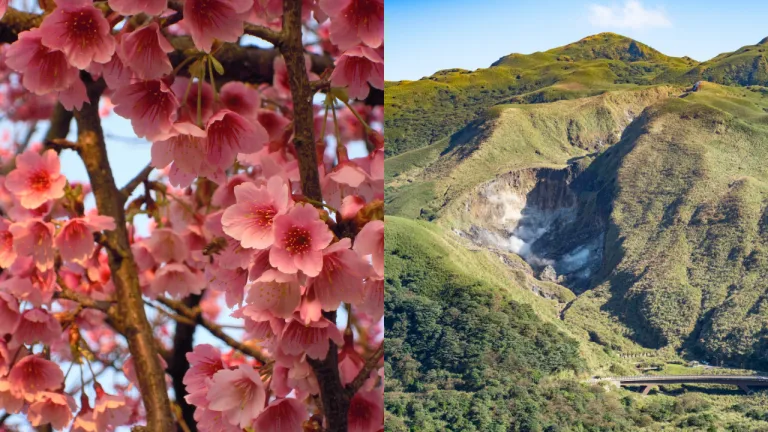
[385,33,768,432]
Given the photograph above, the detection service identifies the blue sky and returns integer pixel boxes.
[385,0,768,81]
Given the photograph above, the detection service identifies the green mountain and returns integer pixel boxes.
[385,34,768,431]
[385,33,768,158]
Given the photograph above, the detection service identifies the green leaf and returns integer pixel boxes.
[209,56,225,75]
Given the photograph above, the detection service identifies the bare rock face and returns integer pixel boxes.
[540,265,558,282]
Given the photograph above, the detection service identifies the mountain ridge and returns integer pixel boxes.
[385,33,768,157]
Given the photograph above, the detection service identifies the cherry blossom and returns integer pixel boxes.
[331,45,384,99]
[221,176,292,249]
[270,204,334,277]
[0,0,384,429]
[319,0,384,49]
[5,149,66,210]
[5,28,79,95]
[112,79,179,141]
[206,364,267,428]
[39,0,116,69]
[181,0,252,52]
[118,22,174,80]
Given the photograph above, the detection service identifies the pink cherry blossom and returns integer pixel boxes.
[0,219,16,268]
[308,237,370,311]
[112,79,179,141]
[359,277,383,321]
[58,76,89,111]
[5,149,66,209]
[279,315,344,360]
[93,384,132,431]
[91,53,133,89]
[150,122,212,183]
[55,214,115,264]
[118,22,174,80]
[269,204,334,277]
[8,355,63,397]
[9,219,55,271]
[0,379,23,414]
[220,81,261,120]
[340,195,365,220]
[212,174,249,208]
[319,0,383,49]
[108,0,167,16]
[11,308,62,348]
[172,77,215,124]
[243,269,301,319]
[150,263,206,298]
[39,0,116,69]
[221,176,292,249]
[28,391,77,429]
[183,344,225,395]
[206,265,247,308]
[205,110,269,170]
[353,219,383,277]
[252,398,307,432]
[270,360,319,398]
[348,389,384,432]
[248,248,273,281]
[0,292,20,335]
[5,28,80,95]
[257,109,291,143]
[181,0,252,52]
[146,228,188,263]
[331,45,384,99]
[206,364,267,428]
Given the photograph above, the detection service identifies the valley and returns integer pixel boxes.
[385,33,768,431]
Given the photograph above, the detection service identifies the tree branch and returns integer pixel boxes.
[0,7,42,43]
[345,343,384,397]
[279,2,349,431]
[120,164,153,200]
[73,76,175,432]
[155,296,269,364]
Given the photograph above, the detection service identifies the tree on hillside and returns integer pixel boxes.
[0,0,383,430]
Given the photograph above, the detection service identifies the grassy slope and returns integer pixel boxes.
[564,83,768,367]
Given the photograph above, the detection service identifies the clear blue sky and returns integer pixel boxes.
[385,0,768,81]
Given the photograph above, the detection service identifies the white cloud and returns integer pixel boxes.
[587,0,672,29]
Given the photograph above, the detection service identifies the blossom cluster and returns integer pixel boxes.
[0,0,385,430]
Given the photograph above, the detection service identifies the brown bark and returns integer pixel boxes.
[73,78,175,432]
[279,1,349,431]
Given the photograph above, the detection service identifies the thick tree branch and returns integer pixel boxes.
[279,2,349,431]
[73,77,175,432]
[0,7,42,43]
[168,36,333,86]
[168,295,201,432]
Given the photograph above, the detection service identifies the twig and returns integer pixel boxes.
[155,297,269,364]
[120,164,153,200]
[244,24,283,45]
[345,343,384,397]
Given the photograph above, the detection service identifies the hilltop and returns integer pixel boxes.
[385,32,768,157]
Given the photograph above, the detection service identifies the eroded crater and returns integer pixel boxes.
[461,165,604,291]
